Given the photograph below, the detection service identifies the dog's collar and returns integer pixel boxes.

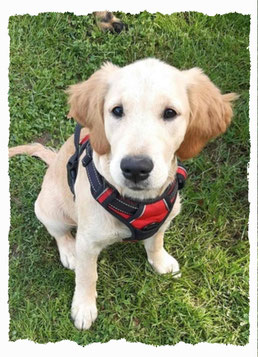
[67,124,187,242]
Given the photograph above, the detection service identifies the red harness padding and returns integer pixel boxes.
[67,125,187,242]
[130,199,171,230]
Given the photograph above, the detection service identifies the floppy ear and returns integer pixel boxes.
[66,62,119,155]
[176,68,238,160]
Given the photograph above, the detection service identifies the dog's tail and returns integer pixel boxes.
[9,143,57,166]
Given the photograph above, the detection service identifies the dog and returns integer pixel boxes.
[94,11,126,33]
[9,58,237,330]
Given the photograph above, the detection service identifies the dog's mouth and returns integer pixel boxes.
[126,184,147,191]
[123,177,150,192]
[121,178,162,202]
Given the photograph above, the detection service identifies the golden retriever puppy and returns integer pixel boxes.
[9,58,237,330]
[94,11,126,33]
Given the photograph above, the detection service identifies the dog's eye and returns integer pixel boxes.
[112,106,124,118]
[163,108,177,120]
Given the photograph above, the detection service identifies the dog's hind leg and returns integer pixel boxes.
[34,191,77,270]
[9,141,78,270]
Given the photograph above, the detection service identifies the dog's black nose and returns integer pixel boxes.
[120,155,154,183]
[112,22,125,33]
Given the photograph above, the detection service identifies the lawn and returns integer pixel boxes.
[8,11,250,346]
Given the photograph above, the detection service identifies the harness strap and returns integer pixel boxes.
[67,125,89,196]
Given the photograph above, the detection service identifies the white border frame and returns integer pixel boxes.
[1,1,257,356]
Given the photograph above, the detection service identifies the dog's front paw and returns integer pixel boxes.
[148,249,181,277]
[71,301,98,330]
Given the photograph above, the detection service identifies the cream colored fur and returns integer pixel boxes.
[9,58,237,330]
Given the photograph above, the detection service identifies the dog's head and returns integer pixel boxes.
[67,58,237,199]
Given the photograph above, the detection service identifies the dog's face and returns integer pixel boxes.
[67,58,236,199]
[103,60,190,197]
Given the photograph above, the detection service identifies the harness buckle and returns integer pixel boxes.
[82,154,92,167]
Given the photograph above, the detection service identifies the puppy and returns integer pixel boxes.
[94,11,126,33]
[9,58,237,330]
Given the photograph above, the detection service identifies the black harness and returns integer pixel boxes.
[67,124,187,242]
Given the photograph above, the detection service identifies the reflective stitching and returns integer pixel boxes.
[109,203,131,216]
[92,161,102,186]
[86,165,97,192]
[116,198,137,210]
[163,198,170,211]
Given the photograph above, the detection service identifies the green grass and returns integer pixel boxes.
[8,12,250,345]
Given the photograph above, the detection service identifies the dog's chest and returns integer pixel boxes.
[84,198,132,243]
[75,191,130,243]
